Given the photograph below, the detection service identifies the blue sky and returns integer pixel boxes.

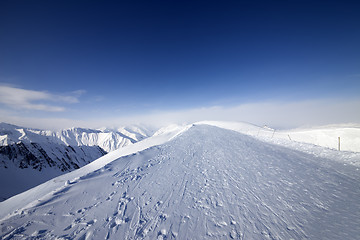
[0,0,360,129]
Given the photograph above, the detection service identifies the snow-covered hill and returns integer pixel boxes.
[0,124,359,239]
[0,123,154,201]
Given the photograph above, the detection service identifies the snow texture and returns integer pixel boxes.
[0,123,153,201]
[1,124,359,239]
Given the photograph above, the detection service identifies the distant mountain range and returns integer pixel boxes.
[0,122,154,201]
[0,122,154,152]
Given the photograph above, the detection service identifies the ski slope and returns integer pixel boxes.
[1,124,359,239]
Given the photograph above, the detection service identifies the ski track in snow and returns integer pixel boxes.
[1,125,360,239]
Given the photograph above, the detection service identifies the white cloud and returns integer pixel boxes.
[71,89,87,98]
[0,111,88,130]
[96,98,360,129]
[0,96,359,130]
[0,85,82,112]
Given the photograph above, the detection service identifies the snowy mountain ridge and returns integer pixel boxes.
[1,120,360,202]
[2,120,359,153]
[0,122,154,201]
[0,123,191,220]
[0,123,359,239]
[0,122,154,152]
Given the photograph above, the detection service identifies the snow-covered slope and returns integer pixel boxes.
[196,121,360,153]
[276,126,360,152]
[196,121,360,167]
[1,124,359,239]
[0,143,106,201]
[0,123,153,201]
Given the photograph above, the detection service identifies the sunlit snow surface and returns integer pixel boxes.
[1,124,360,239]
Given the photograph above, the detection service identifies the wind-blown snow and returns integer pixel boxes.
[0,124,359,239]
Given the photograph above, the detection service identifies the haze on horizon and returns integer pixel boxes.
[1,0,359,130]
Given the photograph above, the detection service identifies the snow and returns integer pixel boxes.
[277,127,360,152]
[0,123,190,220]
[0,142,106,201]
[196,121,360,167]
[117,125,155,142]
[196,120,360,152]
[0,123,153,152]
[196,121,360,152]
[1,124,359,239]
[0,123,154,201]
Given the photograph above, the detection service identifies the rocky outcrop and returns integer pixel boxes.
[0,141,107,171]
